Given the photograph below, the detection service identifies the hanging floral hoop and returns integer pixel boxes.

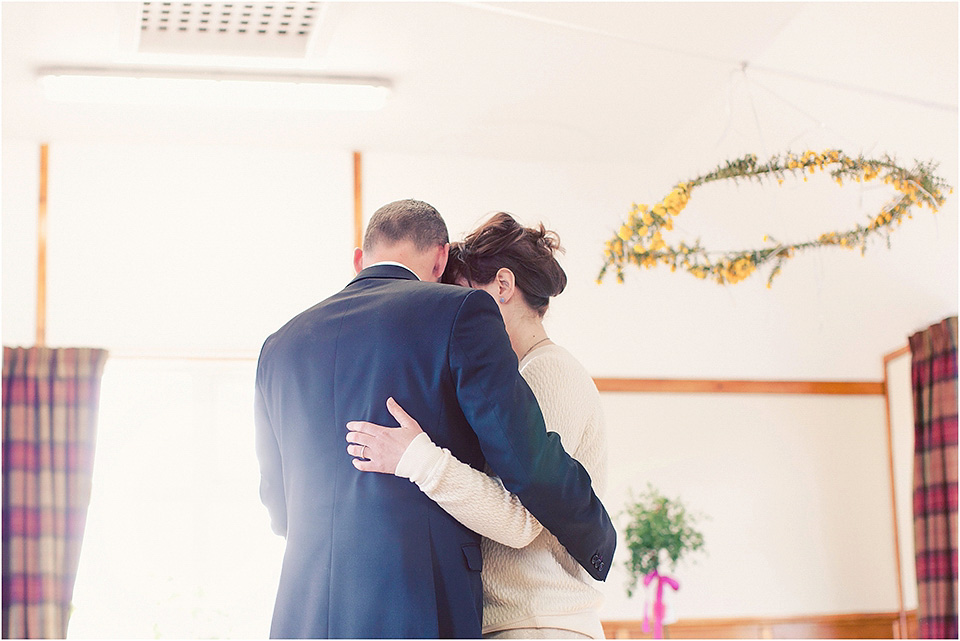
[597,150,952,287]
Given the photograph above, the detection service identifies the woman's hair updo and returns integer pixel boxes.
[442,212,567,317]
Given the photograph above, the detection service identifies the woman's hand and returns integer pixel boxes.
[346,397,425,474]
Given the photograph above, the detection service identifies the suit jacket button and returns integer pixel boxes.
[598,560,605,571]
[591,553,600,564]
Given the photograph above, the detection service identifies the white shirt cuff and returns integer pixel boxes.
[395,432,445,484]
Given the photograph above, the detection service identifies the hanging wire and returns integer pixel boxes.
[741,63,769,160]
[713,65,744,149]
[458,1,743,67]
[748,64,957,114]
[460,2,959,113]
[744,71,862,152]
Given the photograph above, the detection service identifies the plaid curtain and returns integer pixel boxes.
[2,347,108,639]
[910,317,959,639]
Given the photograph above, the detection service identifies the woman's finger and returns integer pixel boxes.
[346,443,368,459]
[347,420,400,438]
[346,420,385,435]
[351,447,394,474]
[352,457,383,473]
[345,431,376,447]
[386,397,422,433]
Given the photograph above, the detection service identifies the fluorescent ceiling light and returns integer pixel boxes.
[37,67,391,111]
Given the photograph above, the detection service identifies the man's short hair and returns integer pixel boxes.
[363,199,449,252]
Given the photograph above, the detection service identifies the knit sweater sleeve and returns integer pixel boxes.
[395,346,605,549]
[396,432,544,548]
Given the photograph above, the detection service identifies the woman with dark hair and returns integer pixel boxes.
[346,212,608,639]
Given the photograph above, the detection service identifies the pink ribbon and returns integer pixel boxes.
[641,570,680,639]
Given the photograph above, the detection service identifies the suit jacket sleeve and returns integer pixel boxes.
[448,290,616,580]
[255,377,287,537]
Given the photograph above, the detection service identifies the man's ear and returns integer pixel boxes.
[431,243,450,282]
[353,247,364,274]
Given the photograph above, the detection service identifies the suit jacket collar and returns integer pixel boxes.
[349,263,421,285]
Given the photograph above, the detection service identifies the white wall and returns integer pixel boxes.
[2,137,951,624]
[4,140,356,354]
[597,392,897,620]
[2,139,40,346]
[887,352,919,611]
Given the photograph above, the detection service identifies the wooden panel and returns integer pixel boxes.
[883,352,907,636]
[662,620,766,639]
[770,614,896,639]
[36,143,49,346]
[883,345,911,365]
[353,150,363,249]
[593,378,884,396]
[904,610,918,639]
[602,610,916,639]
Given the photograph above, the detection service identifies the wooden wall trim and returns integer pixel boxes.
[602,609,918,639]
[36,143,49,347]
[882,345,911,638]
[353,151,363,249]
[884,345,911,365]
[593,377,884,395]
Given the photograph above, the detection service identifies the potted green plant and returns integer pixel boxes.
[622,484,706,638]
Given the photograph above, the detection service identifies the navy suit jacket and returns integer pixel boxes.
[255,265,616,639]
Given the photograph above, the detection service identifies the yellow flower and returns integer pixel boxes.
[650,233,665,252]
[617,225,632,241]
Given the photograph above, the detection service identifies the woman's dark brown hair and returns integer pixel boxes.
[442,212,566,316]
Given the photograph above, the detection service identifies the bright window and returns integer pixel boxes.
[68,358,285,638]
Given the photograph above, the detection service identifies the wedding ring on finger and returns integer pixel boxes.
[361,444,368,459]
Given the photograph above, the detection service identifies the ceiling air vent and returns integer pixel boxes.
[138,2,322,58]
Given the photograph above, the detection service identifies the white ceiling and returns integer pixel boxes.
[2,2,958,165]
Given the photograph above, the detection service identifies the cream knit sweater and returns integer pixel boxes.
[396,344,608,638]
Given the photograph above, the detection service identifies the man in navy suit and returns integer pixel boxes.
[255,199,615,638]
